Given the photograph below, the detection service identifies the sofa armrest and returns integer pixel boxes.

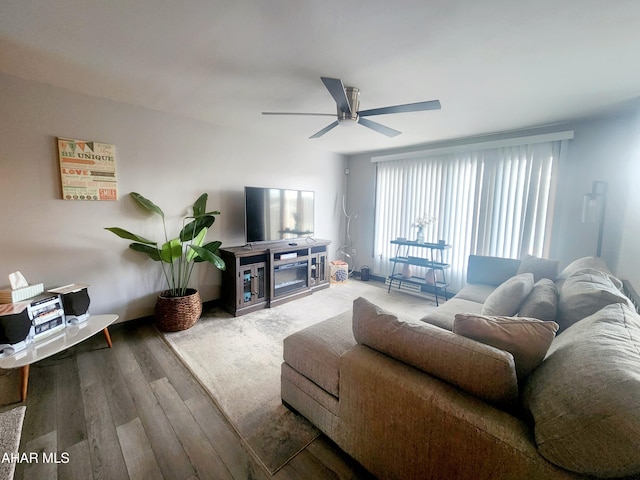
[467,255,521,286]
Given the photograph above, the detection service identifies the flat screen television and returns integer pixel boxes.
[244,186,315,243]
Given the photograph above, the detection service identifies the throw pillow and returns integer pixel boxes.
[557,268,632,331]
[481,273,534,316]
[516,254,559,282]
[523,303,640,477]
[453,313,559,380]
[518,278,558,321]
[352,297,519,407]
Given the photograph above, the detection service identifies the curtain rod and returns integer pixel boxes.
[371,130,574,163]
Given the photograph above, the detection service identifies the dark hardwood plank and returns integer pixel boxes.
[92,347,138,427]
[22,430,57,480]
[110,325,142,375]
[185,393,270,480]
[81,380,129,479]
[55,354,86,451]
[152,376,234,480]
[139,322,204,401]
[122,353,197,480]
[21,360,57,441]
[128,326,167,383]
[57,440,93,480]
[116,417,163,480]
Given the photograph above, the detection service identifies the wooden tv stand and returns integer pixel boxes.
[219,239,331,316]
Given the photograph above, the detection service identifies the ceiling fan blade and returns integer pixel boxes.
[262,112,335,117]
[358,100,441,117]
[321,77,352,114]
[358,117,401,137]
[310,121,339,138]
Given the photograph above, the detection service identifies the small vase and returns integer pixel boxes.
[402,263,413,278]
[416,226,425,244]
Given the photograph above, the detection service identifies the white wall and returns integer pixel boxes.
[0,73,346,322]
[615,110,640,288]
[345,112,640,286]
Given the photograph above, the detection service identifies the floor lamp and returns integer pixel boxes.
[582,181,608,257]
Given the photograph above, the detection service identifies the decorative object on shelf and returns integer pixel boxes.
[425,268,436,286]
[402,263,413,278]
[411,214,436,244]
[105,192,225,331]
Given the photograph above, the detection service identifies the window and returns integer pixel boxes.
[373,136,568,292]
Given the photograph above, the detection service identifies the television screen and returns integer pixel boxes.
[245,186,314,243]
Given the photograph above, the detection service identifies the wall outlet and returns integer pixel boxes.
[351,248,357,256]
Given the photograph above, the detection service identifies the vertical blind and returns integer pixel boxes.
[373,139,564,292]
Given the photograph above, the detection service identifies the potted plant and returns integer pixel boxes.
[105,192,225,331]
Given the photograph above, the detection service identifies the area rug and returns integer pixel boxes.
[0,405,26,480]
[162,280,434,474]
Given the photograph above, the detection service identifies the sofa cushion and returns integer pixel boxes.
[556,255,623,290]
[516,254,559,282]
[453,313,559,381]
[353,297,519,407]
[454,283,496,304]
[557,268,631,331]
[523,303,640,478]
[466,255,521,286]
[283,311,355,397]
[420,297,484,331]
[481,273,534,316]
[518,278,558,322]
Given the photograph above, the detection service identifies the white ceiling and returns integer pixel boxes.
[2,0,640,155]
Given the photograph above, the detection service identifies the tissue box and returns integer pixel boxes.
[0,283,44,304]
[330,261,349,284]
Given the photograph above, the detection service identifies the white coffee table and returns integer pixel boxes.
[0,314,118,401]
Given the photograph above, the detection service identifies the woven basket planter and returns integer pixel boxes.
[154,288,202,332]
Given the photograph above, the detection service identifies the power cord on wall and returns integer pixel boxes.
[336,194,357,275]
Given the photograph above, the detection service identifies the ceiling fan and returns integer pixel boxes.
[262,76,441,139]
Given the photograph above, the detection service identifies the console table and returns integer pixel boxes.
[0,314,118,401]
[387,239,451,305]
[219,239,331,316]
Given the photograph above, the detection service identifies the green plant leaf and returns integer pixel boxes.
[180,216,215,241]
[193,241,222,264]
[129,243,162,261]
[105,227,156,245]
[192,193,208,217]
[190,244,226,270]
[160,238,182,263]
[186,227,208,262]
[131,192,164,218]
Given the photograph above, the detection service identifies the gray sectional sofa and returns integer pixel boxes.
[281,255,640,480]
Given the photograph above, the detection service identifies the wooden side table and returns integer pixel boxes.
[0,314,118,401]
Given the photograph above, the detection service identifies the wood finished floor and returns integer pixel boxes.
[13,319,375,480]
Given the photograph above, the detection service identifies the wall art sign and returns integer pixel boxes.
[57,137,118,201]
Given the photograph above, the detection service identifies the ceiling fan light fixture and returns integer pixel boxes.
[338,117,358,127]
